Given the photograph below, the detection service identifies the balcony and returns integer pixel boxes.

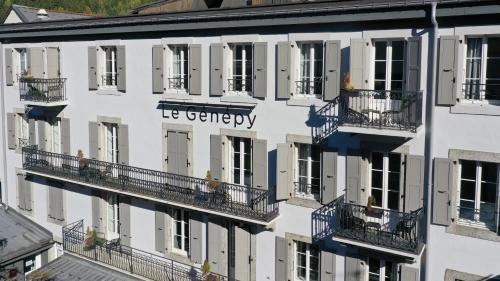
[22,146,278,225]
[295,78,322,97]
[313,195,425,257]
[63,220,227,281]
[19,77,68,106]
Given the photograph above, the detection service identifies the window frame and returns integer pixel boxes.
[106,193,120,240]
[100,46,118,88]
[371,39,406,92]
[167,45,189,92]
[49,118,61,154]
[228,136,252,187]
[102,122,119,163]
[368,151,401,210]
[293,143,321,201]
[367,257,398,281]
[296,41,324,98]
[228,43,253,96]
[171,208,190,256]
[16,113,29,147]
[293,240,320,281]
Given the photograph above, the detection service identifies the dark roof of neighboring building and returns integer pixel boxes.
[27,254,142,281]
[0,205,53,266]
[3,4,94,23]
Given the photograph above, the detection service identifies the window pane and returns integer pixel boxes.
[298,160,308,178]
[392,41,405,60]
[486,59,500,79]
[481,182,497,204]
[372,170,383,189]
[375,42,387,60]
[391,81,403,92]
[460,180,476,201]
[387,191,399,210]
[460,160,477,180]
[375,81,386,91]
[388,154,400,172]
[481,162,497,183]
[388,172,400,191]
[391,61,404,81]
[375,61,386,80]
[371,189,383,207]
[298,144,311,160]
[369,258,380,273]
[372,152,384,169]
[487,37,500,58]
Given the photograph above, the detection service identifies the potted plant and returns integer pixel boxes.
[205,171,220,192]
[343,72,355,92]
[201,260,219,281]
[83,227,95,250]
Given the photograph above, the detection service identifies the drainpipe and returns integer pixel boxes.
[424,2,438,280]
[0,42,8,209]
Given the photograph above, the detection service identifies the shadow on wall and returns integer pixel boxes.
[310,196,339,242]
[268,148,277,203]
[306,99,341,144]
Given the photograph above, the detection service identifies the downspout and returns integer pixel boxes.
[424,2,438,280]
[0,42,8,209]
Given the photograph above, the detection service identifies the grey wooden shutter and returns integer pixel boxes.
[5,48,13,86]
[152,45,164,94]
[88,47,98,90]
[55,185,64,221]
[61,118,70,155]
[118,124,129,165]
[189,44,202,95]
[37,120,47,151]
[321,251,336,281]
[406,37,422,92]
[91,190,101,232]
[117,46,126,92]
[208,219,228,276]
[401,265,419,281]
[189,213,203,264]
[178,132,189,176]
[210,43,224,97]
[28,47,44,78]
[29,119,36,146]
[324,40,341,101]
[49,183,64,221]
[277,41,291,99]
[432,158,453,226]
[210,134,222,180]
[345,255,364,281]
[276,143,293,200]
[119,197,131,246]
[275,236,288,281]
[252,139,267,190]
[235,226,251,281]
[167,131,179,174]
[155,205,166,253]
[17,174,26,210]
[253,42,267,98]
[350,39,369,89]
[89,122,99,160]
[24,176,32,211]
[322,150,338,204]
[404,155,424,212]
[346,151,362,204]
[7,113,16,149]
[437,36,459,106]
[46,47,60,79]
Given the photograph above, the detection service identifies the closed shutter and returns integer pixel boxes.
[210,135,222,181]
[49,183,64,221]
[118,124,129,165]
[320,251,336,281]
[235,226,251,281]
[253,42,267,98]
[345,255,364,281]
[406,37,422,92]
[189,44,202,95]
[28,47,44,78]
[61,118,70,155]
[89,122,99,160]
[350,39,369,89]
[117,46,126,92]
[48,185,55,219]
[29,119,36,145]
[401,265,419,281]
[322,150,338,204]
[46,47,60,79]
[155,205,166,253]
[276,143,293,200]
[91,190,101,232]
[210,43,224,97]
[119,197,131,246]
[88,47,98,90]
[24,176,32,211]
[277,41,291,99]
[189,213,203,264]
[432,158,453,226]
[346,151,362,204]
[252,139,267,190]
[208,219,228,276]
[275,236,288,281]
[37,120,47,151]
[437,36,459,106]
[152,45,164,94]
[167,131,179,174]
[324,40,341,101]
[5,48,13,86]
[404,155,425,212]
[17,174,26,210]
[7,113,16,149]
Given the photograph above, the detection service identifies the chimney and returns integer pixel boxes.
[37,9,49,21]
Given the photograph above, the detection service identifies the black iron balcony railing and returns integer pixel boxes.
[102,73,117,87]
[295,78,323,96]
[228,77,252,92]
[22,146,278,223]
[19,77,67,103]
[338,89,422,132]
[293,181,320,201]
[18,138,30,148]
[462,82,500,101]
[313,195,425,254]
[168,76,188,90]
[62,219,226,281]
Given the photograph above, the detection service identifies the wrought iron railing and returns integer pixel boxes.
[102,73,117,87]
[462,82,500,101]
[456,205,499,233]
[228,77,252,92]
[22,146,278,223]
[18,138,30,148]
[293,181,320,201]
[19,77,67,103]
[311,97,340,143]
[168,77,188,90]
[313,195,425,253]
[295,78,323,96]
[338,89,422,132]
[62,220,227,281]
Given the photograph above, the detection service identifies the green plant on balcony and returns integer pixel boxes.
[205,171,220,192]
[26,269,53,281]
[201,260,219,281]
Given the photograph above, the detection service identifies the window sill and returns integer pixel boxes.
[220,95,256,104]
[287,97,325,107]
[166,251,194,265]
[96,88,122,96]
[451,102,500,116]
[286,197,322,209]
[446,221,500,242]
[164,91,192,100]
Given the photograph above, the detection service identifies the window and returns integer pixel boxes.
[370,152,400,210]
[172,208,190,255]
[229,137,252,186]
[106,193,120,240]
[297,42,323,97]
[50,118,61,154]
[102,46,117,87]
[294,143,321,200]
[17,48,27,80]
[294,241,319,281]
[463,37,500,101]
[16,114,29,147]
[458,160,499,230]
[23,255,41,274]
[368,257,397,281]
[103,123,118,163]
[374,40,405,92]
[169,45,189,90]
[229,44,253,94]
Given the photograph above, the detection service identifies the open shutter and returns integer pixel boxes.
[119,197,131,246]
[210,43,224,97]
[253,42,267,98]
[5,48,13,86]
[345,255,364,281]
[7,113,16,149]
[189,213,203,264]
[406,37,421,92]
[28,47,44,78]
[346,151,362,204]
[322,150,338,204]
[321,251,336,281]
[117,46,126,92]
[88,47,98,90]
[189,44,202,95]
[118,124,129,165]
[324,40,341,101]
[177,132,189,176]
[276,143,293,200]
[401,265,419,281]
[210,135,222,181]
[24,176,32,211]
[432,158,453,226]
[350,39,369,89]
[51,183,64,221]
[277,41,291,99]
[46,47,60,79]
[91,190,101,232]
[29,119,36,145]
[208,219,228,276]
[152,45,164,94]
[89,122,99,160]
[252,139,267,190]
[275,236,288,281]
[437,36,459,105]
[37,120,47,151]
[17,174,26,210]
[61,118,70,155]
[404,155,424,212]
[234,226,251,281]
[48,185,55,219]
[155,205,166,253]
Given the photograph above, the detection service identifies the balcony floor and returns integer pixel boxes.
[337,124,422,138]
[332,235,424,259]
[21,100,69,107]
